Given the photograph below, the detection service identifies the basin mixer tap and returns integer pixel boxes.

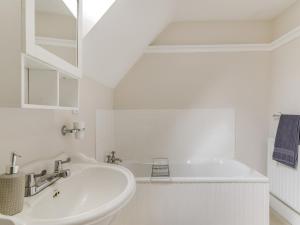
[25,158,71,197]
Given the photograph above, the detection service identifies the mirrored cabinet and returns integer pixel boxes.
[25,0,82,77]
[59,74,79,108]
[0,0,81,110]
[22,55,79,110]
[35,0,78,67]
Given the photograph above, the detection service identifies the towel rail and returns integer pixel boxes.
[273,113,282,119]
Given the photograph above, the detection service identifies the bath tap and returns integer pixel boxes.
[25,158,71,197]
[106,151,122,164]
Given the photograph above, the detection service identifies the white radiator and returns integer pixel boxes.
[268,138,300,213]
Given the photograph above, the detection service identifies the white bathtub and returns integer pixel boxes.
[111,159,269,225]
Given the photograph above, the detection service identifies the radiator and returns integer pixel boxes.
[268,138,300,213]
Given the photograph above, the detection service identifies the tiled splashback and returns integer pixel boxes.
[96,109,235,163]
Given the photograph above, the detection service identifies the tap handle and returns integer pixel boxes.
[55,158,71,172]
[34,169,47,178]
[62,157,71,164]
[11,152,21,166]
[106,155,111,163]
[25,170,47,188]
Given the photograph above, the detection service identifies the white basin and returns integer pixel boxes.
[0,154,136,225]
[0,217,17,225]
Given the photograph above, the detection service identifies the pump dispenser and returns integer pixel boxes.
[6,152,21,175]
[0,152,25,215]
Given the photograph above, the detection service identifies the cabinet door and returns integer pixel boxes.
[24,0,82,78]
[26,69,58,106]
[59,74,79,108]
[22,54,79,110]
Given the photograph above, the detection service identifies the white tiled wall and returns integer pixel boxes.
[96,109,235,163]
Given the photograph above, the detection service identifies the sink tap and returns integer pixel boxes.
[25,158,71,197]
[106,151,122,164]
[54,158,71,173]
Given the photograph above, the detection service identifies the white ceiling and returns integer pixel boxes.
[175,0,296,21]
[83,0,297,88]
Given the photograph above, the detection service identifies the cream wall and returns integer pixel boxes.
[269,0,300,135]
[114,52,271,173]
[272,0,300,40]
[152,21,273,45]
[0,76,113,174]
[114,2,300,174]
[269,38,300,138]
[0,0,21,107]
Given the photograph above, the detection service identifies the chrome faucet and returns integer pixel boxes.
[25,158,71,197]
[54,158,71,173]
[106,151,122,164]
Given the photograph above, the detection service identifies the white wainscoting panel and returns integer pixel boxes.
[112,182,269,225]
[268,138,300,213]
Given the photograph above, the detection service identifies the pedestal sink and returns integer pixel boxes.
[0,153,136,225]
[0,217,18,225]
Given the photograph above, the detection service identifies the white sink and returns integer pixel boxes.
[0,217,17,225]
[0,154,136,225]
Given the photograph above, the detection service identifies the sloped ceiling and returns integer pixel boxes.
[83,0,174,88]
[82,0,116,36]
[83,0,295,88]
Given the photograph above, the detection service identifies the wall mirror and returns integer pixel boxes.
[34,0,78,67]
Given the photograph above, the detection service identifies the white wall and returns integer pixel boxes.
[113,7,300,174]
[269,0,300,137]
[272,0,300,40]
[0,0,21,107]
[0,77,113,174]
[114,51,271,173]
[268,8,300,221]
[116,109,235,163]
[96,110,115,161]
[96,109,235,163]
[269,38,300,138]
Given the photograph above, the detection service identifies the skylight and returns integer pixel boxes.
[83,0,116,36]
[62,0,77,18]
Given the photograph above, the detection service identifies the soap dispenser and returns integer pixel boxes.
[0,152,25,216]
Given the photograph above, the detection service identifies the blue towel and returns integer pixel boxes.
[273,114,300,168]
